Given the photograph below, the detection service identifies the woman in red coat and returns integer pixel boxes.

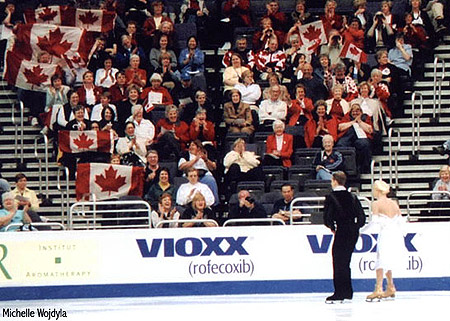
[304,100,338,148]
[287,83,314,127]
[154,105,190,160]
[264,120,293,168]
[76,71,102,109]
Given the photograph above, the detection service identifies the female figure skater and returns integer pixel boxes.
[366,180,405,301]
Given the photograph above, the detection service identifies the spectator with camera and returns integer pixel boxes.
[228,190,267,220]
[366,10,395,53]
[252,17,284,52]
[320,0,344,35]
[319,29,345,69]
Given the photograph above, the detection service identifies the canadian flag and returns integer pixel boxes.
[298,20,328,54]
[76,9,116,33]
[58,130,114,154]
[24,6,116,33]
[4,51,61,91]
[76,163,144,201]
[12,23,92,63]
[340,42,368,63]
[24,6,75,26]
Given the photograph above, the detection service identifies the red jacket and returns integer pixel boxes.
[189,120,215,144]
[76,86,103,107]
[223,0,251,27]
[266,133,293,167]
[304,116,338,148]
[142,16,173,38]
[140,86,174,106]
[287,98,314,126]
[156,118,190,150]
[109,84,128,104]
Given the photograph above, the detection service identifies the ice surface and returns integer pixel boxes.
[2,291,449,321]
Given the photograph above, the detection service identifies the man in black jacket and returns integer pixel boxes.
[323,171,366,303]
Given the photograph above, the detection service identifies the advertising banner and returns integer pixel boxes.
[0,223,449,299]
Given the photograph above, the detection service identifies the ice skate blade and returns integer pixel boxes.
[325,299,344,304]
[366,297,382,302]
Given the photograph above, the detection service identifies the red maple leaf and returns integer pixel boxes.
[38,7,58,22]
[349,46,361,56]
[95,166,127,195]
[73,132,94,150]
[37,28,73,58]
[302,25,322,42]
[23,66,48,87]
[78,11,99,26]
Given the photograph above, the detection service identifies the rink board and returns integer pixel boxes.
[0,222,449,300]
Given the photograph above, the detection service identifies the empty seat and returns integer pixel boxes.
[237,181,265,198]
[254,131,270,143]
[159,161,179,179]
[304,179,332,196]
[287,165,313,191]
[294,148,320,168]
[263,166,285,181]
[270,180,300,192]
[174,23,197,50]
[334,147,358,178]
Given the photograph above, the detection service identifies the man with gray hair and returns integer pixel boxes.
[258,84,287,131]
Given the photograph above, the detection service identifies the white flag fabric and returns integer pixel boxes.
[76,163,144,201]
[298,20,328,54]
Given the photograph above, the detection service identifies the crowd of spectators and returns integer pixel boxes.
[0,0,448,228]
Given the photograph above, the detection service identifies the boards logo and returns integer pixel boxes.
[307,233,418,254]
[137,237,249,257]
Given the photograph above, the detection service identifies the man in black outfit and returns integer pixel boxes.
[228,190,267,223]
[323,171,366,303]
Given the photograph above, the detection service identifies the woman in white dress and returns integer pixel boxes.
[366,180,405,301]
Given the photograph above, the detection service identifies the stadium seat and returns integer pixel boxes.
[334,147,358,178]
[263,166,285,182]
[287,165,314,191]
[150,109,166,126]
[269,180,300,192]
[304,179,332,197]
[254,131,270,143]
[174,23,197,49]
[159,161,179,179]
[294,148,320,168]
[237,181,265,199]
[173,176,189,195]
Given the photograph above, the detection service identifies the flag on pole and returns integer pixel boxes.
[340,42,368,63]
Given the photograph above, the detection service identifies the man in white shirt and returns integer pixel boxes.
[176,168,215,207]
[258,84,287,130]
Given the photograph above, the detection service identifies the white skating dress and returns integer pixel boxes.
[365,214,406,271]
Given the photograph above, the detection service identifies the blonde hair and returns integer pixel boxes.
[373,180,390,195]
[191,192,206,211]
[439,165,450,176]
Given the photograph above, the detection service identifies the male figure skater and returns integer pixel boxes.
[323,171,366,303]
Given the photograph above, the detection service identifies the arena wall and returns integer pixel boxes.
[0,222,449,300]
